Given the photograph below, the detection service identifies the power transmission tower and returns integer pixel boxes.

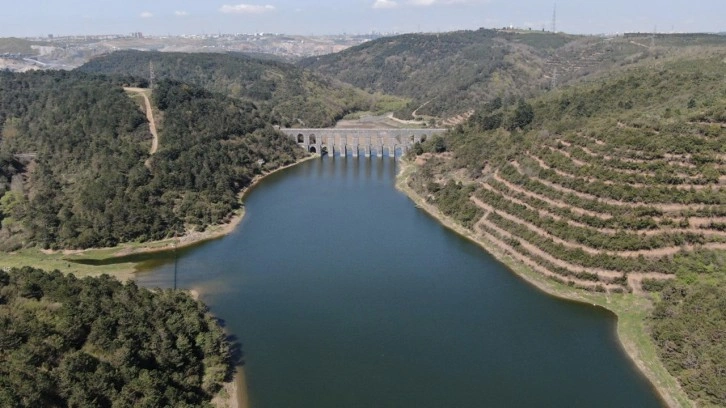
[149,61,155,89]
[551,67,558,90]
[552,3,557,33]
[651,25,657,48]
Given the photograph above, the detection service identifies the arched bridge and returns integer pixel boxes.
[279,128,447,158]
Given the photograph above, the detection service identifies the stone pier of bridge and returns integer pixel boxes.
[279,128,447,159]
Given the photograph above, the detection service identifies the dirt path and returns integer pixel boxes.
[511,161,719,213]
[481,182,611,231]
[492,172,613,219]
[484,181,726,238]
[441,109,474,126]
[527,153,718,190]
[547,145,587,166]
[385,112,425,126]
[471,196,722,259]
[411,99,433,118]
[124,87,159,164]
[472,206,628,282]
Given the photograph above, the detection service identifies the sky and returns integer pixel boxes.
[0,0,724,37]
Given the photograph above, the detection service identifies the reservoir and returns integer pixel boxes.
[136,156,663,407]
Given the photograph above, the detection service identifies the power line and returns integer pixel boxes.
[149,61,155,89]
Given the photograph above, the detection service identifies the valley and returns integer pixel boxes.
[1,28,726,407]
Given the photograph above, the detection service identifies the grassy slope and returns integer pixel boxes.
[403,52,726,407]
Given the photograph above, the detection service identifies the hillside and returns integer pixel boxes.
[404,54,726,406]
[0,70,306,250]
[79,50,404,128]
[301,29,726,122]
[0,267,233,407]
[0,38,43,55]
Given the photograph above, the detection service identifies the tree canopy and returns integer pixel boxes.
[0,267,233,408]
[0,70,306,250]
[79,50,389,127]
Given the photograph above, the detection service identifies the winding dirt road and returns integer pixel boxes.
[124,87,159,158]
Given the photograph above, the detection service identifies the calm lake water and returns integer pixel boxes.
[135,156,663,407]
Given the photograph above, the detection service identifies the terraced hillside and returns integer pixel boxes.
[405,55,726,406]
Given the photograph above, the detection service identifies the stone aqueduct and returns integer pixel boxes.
[280,128,447,158]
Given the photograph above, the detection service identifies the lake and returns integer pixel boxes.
[136,156,663,407]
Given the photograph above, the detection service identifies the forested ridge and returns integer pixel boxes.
[301,29,726,121]
[79,50,399,127]
[405,54,726,406]
[0,267,233,407]
[301,29,551,119]
[0,70,306,250]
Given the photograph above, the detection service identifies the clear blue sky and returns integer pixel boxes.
[1,0,723,37]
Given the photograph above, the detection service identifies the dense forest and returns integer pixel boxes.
[405,54,726,405]
[301,29,726,120]
[650,279,726,406]
[301,29,549,119]
[79,50,402,127]
[0,70,306,250]
[0,267,233,407]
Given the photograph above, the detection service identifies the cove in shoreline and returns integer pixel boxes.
[62,155,317,273]
[56,155,316,408]
[394,159,692,408]
[53,154,688,407]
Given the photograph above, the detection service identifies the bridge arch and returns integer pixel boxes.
[387,145,397,158]
[279,128,446,159]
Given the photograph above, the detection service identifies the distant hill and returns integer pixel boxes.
[79,50,402,127]
[300,29,726,121]
[300,29,579,119]
[0,38,41,55]
[406,53,726,406]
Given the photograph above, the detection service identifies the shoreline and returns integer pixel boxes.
[5,154,691,407]
[57,155,317,268]
[394,159,692,408]
[192,289,250,408]
[55,155,315,408]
